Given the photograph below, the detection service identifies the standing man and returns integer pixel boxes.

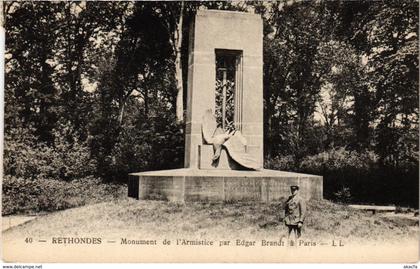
[284,185,306,239]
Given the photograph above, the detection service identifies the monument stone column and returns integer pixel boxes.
[184,10,264,169]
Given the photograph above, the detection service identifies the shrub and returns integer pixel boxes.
[4,125,96,181]
[264,155,296,171]
[4,126,42,180]
[44,130,97,180]
[333,186,352,204]
[273,147,418,207]
[299,147,377,173]
[265,148,418,206]
[298,148,378,204]
[2,175,126,215]
[104,113,184,182]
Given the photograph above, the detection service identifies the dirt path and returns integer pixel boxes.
[2,215,37,231]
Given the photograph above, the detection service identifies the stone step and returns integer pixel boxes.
[349,205,397,214]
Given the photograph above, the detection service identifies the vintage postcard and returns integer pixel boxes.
[1,0,419,263]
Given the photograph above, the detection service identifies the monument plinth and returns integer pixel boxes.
[128,10,323,202]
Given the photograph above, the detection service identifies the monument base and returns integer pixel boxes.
[128,168,323,202]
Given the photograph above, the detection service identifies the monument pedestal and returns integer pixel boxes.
[128,169,323,202]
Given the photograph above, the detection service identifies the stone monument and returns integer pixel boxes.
[128,10,323,202]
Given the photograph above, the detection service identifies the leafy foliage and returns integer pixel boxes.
[2,175,126,215]
[266,147,418,207]
[4,123,95,181]
[3,1,418,210]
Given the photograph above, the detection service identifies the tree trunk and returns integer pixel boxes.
[144,87,149,118]
[174,1,184,123]
[118,102,125,126]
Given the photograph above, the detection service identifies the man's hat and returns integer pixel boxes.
[290,185,299,191]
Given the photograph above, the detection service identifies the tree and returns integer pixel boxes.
[131,2,186,122]
[5,2,60,143]
[314,40,371,151]
[328,0,418,165]
[263,1,333,164]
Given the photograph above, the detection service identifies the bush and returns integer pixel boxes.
[4,125,96,181]
[333,186,352,204]
[4,126,42,180]
[2,175,126,215]
[266,147,418,207]
[299,147,377,173]
[300,148,416,207]
[102,113,184,182]
[264,155,296,171]
[298,148,378,204]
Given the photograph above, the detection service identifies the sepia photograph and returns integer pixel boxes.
[1,0,419,264]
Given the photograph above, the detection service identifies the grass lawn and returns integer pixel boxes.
[3,197,418,245]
